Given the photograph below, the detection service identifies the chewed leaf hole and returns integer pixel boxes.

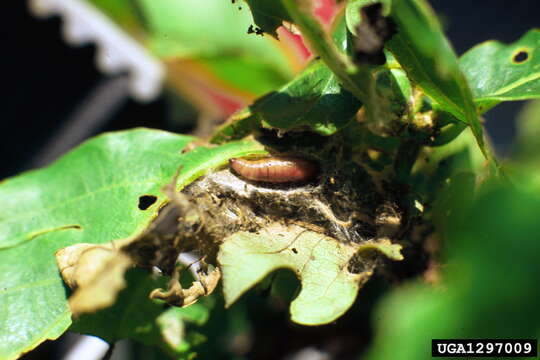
[138,195,158,210]
[512,50,529,63]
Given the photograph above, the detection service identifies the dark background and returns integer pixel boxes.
[6,1,540,358]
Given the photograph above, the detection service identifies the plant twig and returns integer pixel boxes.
[281,0,382,123]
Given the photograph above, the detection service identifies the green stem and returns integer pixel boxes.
[281,0,381,122]
[281,0,358,93]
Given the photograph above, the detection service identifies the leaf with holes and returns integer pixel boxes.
[460,29,540,113]
[0,128,265,360]
[218,223,402,325]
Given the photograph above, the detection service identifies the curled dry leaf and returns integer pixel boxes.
[150,267,221,308]
[56,242,133,316]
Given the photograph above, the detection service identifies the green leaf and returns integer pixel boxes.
[220,2,409,137]
[139,0,285,62]
[71,269,211,359]
[418,127,486,175]
[460,29,540,113]
[256,58,362,134]
[280,0,378,114]
[242,0,292,37]
[197,56,290,96]
[430,172,476,239]
[218,223,402,325]
[514,100,540,160]
[0,130,189,250]
[88,0,296,105]
[210,107,262,144]
[211,58,361,138]
[0,129,265,360]
[386,0,486,156]
[505,100,540,191]
[87,0,298,105]
[411,127,486,198]
[366,186,540,359]
[372,64,414,120]
[210,15,362,139]
[86,0,144,33]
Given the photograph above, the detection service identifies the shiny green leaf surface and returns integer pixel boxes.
[211,57,361,138]
[460,29,540,112]
[0,129,264,360]
[211,15,361,139]
[281,0,378,111]
[0,130,191,250]
[255,59,361,134]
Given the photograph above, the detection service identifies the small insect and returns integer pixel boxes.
[229,156,318,183]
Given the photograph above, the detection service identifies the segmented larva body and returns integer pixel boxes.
[229,156,318,183]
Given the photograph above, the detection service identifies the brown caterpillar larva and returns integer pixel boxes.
[229,156,318,183]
